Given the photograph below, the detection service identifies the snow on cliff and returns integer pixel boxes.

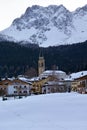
[0,5,87,47]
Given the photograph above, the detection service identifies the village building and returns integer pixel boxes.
[63,79,72,92]
[71,75,87,94]
[42,81,67,94]
[30,76,50,94]
[0,78,12,96]
[30,71,68,94]
[0,78,32,96]
[68,71,87,94]
[7,78,32,96]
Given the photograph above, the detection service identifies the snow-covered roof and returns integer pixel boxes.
[42,70,66,74]
[40,70,66,76]
[47,81,64,85]
[18,77,29,82]
[40,70,67,79]
[29,77,40,82]
[67,71,87,80]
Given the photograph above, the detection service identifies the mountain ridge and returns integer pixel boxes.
[0,4,87,47]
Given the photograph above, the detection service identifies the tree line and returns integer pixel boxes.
[0,40,87,77]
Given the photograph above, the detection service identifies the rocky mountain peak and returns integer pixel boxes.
[74,4,87,16]
[0,4,87,47]
[12,4,71,31]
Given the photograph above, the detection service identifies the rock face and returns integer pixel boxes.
[0,4,87,47]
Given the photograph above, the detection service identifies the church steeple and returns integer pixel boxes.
[38,51,45,76]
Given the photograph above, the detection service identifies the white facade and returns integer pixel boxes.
[7,83,31,96]
[42,81,66,94]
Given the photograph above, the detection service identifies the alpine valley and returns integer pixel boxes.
[0,4,87,47]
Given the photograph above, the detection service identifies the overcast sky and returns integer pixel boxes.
[0,0,87,31]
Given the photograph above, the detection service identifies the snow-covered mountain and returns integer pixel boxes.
[0,4,87,47]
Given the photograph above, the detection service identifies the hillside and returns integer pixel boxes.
[0,40,87,77]
[0,93,87,130]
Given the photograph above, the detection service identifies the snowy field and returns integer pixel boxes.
[0,93,87,130]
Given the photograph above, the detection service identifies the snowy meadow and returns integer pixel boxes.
[0,93,87,130]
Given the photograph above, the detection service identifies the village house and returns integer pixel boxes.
[68,71,87,94]
[7,78,32,96]
[30,76,50,94]
[42,81,67,94]
[0,78,32,96]
[72,75,87,94]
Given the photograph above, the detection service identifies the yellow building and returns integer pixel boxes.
[71,75,87,94]
[71,81,80,92]
[31,77,50,94]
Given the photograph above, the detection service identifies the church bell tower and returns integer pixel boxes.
[38,55,45,76]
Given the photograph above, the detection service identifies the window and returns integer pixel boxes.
[14,91,17,93]
[4,82,8,85]
[24,86,26,88]
[14,86,17,88]
[19,91,22,93]
[24,91,27,93]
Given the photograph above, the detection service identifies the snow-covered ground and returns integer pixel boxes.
[0,93,87,130]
